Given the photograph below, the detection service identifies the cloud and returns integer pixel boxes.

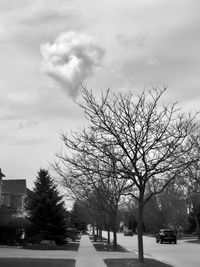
[18,119,37,130]
[116,33,146,49]
[146,57,161,67]
[40,31,105,97]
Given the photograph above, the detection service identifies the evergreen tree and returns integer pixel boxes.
[26,169,67,244]
[70,201,88,232]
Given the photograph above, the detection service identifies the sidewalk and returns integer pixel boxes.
[76,235,106,267]
[76,235,137,266]
[0,235,137,266]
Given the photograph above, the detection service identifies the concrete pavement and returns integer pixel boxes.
[101,231,200,267]
[76,235,107,267]
[0,235,137,266]
[76,235,137,267]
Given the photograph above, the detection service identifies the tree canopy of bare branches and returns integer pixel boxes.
[177,133,200,239]
[55,131,128,247]
[55,87,199,262]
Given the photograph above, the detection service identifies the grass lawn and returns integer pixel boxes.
[93,242,129,252]
[186,239,200,244]
[0,258,75,267]
[104,258,173,267]
[89,235,108,242]
[90,234,129,252]
[23,242,79,251]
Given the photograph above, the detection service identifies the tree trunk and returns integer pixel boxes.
[100,229,103,242]
[107,228,110,244]
[112,215,118,249]
[92,225,95,236]
[195,217,200,240]
[113,226,117,249]
[137,200,144,263]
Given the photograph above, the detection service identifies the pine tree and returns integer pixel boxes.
[70,201,88,232]
[26,169,67,244]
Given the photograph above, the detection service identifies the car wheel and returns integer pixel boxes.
[160,239,163,244]
[174,240,177,244]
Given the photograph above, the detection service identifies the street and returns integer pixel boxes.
[102,232,200,267]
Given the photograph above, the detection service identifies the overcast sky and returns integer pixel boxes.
[0,0,200,189]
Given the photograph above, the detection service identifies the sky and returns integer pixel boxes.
[0,0,200,189]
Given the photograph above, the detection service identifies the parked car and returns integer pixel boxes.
[124,229,133,236]
[156,229,177,244]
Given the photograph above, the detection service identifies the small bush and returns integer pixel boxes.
[25,232,66,246]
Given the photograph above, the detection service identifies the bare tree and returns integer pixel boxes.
[178,134,200,239]
[157,182,188,231]
[55,132,128,248]
[75,87,199,262]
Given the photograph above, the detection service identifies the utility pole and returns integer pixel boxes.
[0,168,5,207]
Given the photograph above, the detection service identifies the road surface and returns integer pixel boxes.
[102,231,199,267]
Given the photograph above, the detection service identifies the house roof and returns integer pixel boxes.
[2,179,27,195]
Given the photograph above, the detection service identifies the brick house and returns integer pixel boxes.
[0,170,30,244]
[0,169,29,216]
[1,179,27,214]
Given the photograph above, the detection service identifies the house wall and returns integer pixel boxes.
[2,193,25,210]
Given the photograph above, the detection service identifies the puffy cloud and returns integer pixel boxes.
[40,31,105,97]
